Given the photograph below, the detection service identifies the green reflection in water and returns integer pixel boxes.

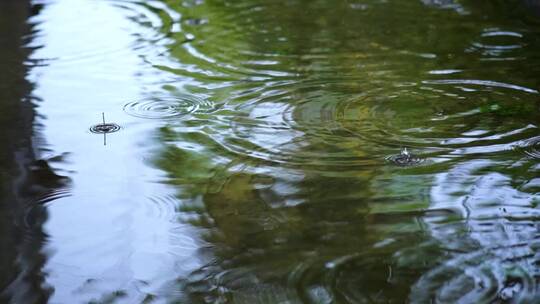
[135,0,540,302]
[155,128,438,303]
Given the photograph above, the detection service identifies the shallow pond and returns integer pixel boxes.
[2,0,540,303]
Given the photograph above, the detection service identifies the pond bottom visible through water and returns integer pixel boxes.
[2,0,540,303]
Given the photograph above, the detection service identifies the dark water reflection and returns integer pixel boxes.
[2,0,540,302]
[0,1,70,303]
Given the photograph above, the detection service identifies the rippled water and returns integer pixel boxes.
[2,0,540,303]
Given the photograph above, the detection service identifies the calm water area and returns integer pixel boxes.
[1,0,540,303]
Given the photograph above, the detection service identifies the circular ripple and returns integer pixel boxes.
[202,82,539,168]
[385,150,425,166]
[18,188,71,241]
[146,195,180,220]
[469,29,525,59]
[123,95,214,119]
[411,250,536,303]
[89,123,121,134]
[130,0,539,169]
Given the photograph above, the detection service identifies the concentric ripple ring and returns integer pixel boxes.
[89,123,121,134]
[385,151,425,166]
[123,95,214,119]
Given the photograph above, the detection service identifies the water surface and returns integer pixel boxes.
[2,0,540,303]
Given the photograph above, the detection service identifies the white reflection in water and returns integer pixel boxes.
[29,0,201,302]
[414,159,540,302]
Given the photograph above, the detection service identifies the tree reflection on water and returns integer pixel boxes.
[0,1,70,303]
[149,0,540,302]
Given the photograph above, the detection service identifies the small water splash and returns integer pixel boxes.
[123,95,214,119]
[89,123,121,134]
[89,113,121,133]
[386,148,425,166]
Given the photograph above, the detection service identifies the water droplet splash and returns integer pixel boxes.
[386,147,425,166]
[89,123,121,134]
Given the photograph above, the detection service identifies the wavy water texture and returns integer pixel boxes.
[412,160,540,302]
[119,0,540,302]
[21,0,540,302]
[123,94,215,119]
[112,0,540,168]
